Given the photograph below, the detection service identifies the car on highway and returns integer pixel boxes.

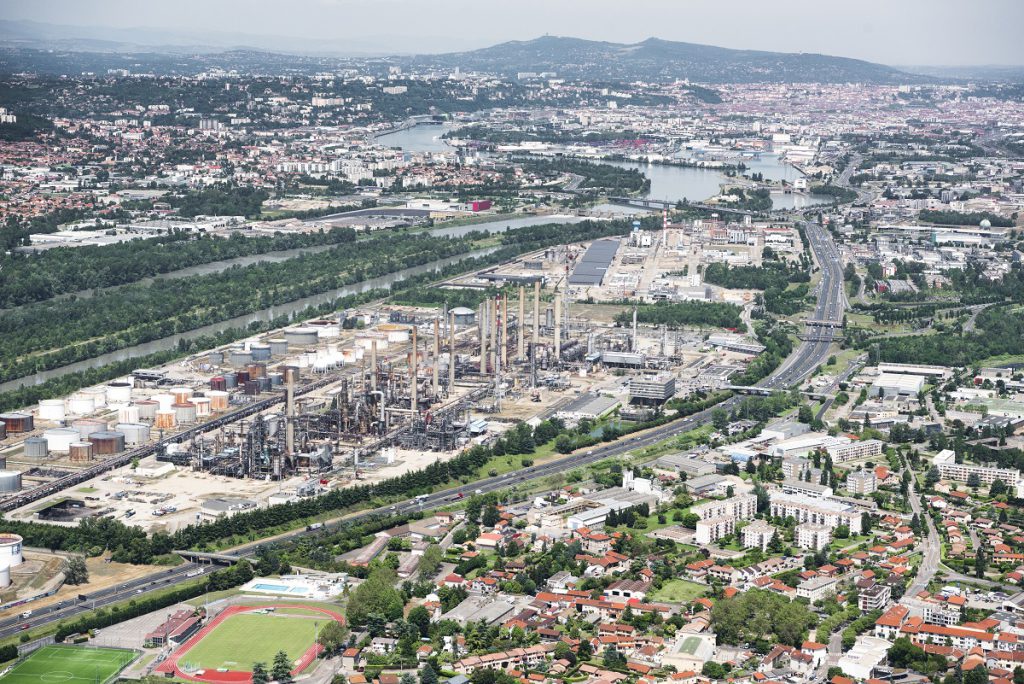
[20,623,29,630]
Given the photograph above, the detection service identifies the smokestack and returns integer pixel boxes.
[554,291,562,360]
[432,318,440,396]
[501,295,508,369]
[411,326,418,413]
[490,296,498,377]
[285,370,295,457]
[532,281,540,353]
[517,286,526,361]
[632,307,638,352]
[479,301,487,374]
[370,340,378,391]
[448,310,456,392]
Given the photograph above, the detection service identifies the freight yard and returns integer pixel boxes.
[0,220,788,544]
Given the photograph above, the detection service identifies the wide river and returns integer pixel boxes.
[376,124,832,210]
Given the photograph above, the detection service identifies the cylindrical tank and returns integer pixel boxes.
[152,394,174,411]
[246,363,266,379]
[42,428,80,453]
[257,377,271,392]
[268,372,283,387]
[210,376,227,392]
[118,405,140,424]
[23,437,47,458]
[207,390,229,411]
[229,349,253,367]
[135,400,158,421]
[82,387,107,409]
[71,418,106,439]
[268,338,289,356]
[235,371,250,384]
[208,351,224,365]
[154,410,176,429]
[0,422,5,441]
[66,394,95,416]
[38,399,66,422]
[250,344,271,361]
[68,442,93,463]
[105,382,133,404]
[170,387,194,404]
[172,402,197,424]
[281,366,300,384]
[116,423,150,445]
[0,534,23,566]
[88,431,125,455]
[0,472,22,495]
[378,323,411,343]
[223,372,238,389]
[0,562,10,589]
[284,327,319,346]
[0,413,33,433]
[244,381,260,395]
[192,397,212,417]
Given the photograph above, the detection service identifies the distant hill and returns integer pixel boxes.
[407,36,921,84]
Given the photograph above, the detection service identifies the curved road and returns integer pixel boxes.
[0,218,845,641]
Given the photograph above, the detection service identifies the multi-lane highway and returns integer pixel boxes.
[2,219,846,641]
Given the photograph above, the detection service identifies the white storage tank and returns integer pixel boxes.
[118,405,141,424]
[377,323,411,343]
[135,400,158,421]
[116,423,151,446]
[207,391,229,412]
[284,327,319,347]
[228,349,253,368]
[82,386,107,409]
[105,382,133,404]
[0,473,21,495]
[192,397,212,417]
[152,394,175,411]
[38,399,66,422]
[42,428,81,453]
[0,561,9,589]
[172,402,197,424]
[0,534,23,568]
[66,394,95,416]
[71,418,106,439]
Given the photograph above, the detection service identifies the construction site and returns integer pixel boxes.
[0,224,787,532]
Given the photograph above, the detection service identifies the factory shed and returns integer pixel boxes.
[568,239,620,285]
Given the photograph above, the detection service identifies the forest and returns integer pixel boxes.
[616,300,744,331]
[702,259,811,316]
[918,209,1014,227]
[868,306,1024,366]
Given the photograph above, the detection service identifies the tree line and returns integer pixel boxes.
[616,300,744,331]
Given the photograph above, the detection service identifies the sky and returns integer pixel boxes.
[4,0,1023,66]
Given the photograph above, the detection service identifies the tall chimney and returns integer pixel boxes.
[432,318,440,396]
[448,310,456,392]
[285,370,295,457]
[370,340,378,391]
[532,281,540,354]
[554,291,562,360]
[632,307,638,352]
[479,301,487,374]
[410,326,418,413]
[490,296,498,377]
[517,285,526,361]
[501,295,508,369]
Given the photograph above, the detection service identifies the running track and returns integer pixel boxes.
[155,604,345,683]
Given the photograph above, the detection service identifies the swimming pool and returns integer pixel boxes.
[250,583,310,594]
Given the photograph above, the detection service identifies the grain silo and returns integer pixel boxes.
[0,472,22,494]
[0,413,33,433]
[68,442,93,463]
[116,423,150,445]
[172,402,197,424]
[42,428,81,453]
[38,399,66,422]
[23,437,47,458]
[88,431,125,455]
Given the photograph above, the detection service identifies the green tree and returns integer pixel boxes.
[317,620,349,655]
[64,556,89,585]
[420,663,439,684]
[407,605,432,638]
[346,566,405,626]
[272,650,293,683]
[252,662,270,684]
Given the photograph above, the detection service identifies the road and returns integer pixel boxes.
[2,218,846,641]
[904,473,940,598]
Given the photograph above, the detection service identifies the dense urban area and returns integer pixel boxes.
[0,24,1022,684]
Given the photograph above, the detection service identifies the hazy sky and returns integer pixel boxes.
[5,0,1023,66]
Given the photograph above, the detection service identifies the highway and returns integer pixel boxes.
[0,218,847,641]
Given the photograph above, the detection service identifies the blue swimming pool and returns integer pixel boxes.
[250,583,309,594]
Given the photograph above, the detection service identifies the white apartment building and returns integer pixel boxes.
[770,492,863,533]
[826,439,884,463]
[691,493,757,521]
[696,516,735,545]
[847,470,878,495]
[795,522,832,551]
[933,449,1020,486]
[859,584,892,612]
[742,520,776,551]
[797,575,839,602]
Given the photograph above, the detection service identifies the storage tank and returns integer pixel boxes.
[68,442,93,463]
[268,338,289,356]
[172,402,197,424]
[257,377,271,392]
[135,400,158,422]
[88,431,125,455]
[0,413,33,433]
[229,349,253,368]
[207,390,230,411]
[170,387,194,404]
[105,382,133,404]
[23,437,47,459]
[208,351,224,365]
[116,423,150,445]
[281,366,300,384]
[42,428,81,453]
[71,418,106,439]
[250,344,272,361]
[0,422,5,441]
[246,363,266,380]
[378,323,411,343]
[243,381,260,395]
[152,394,174,411]
[235,370,250,384]
[284,327,319,346]
[192,397,212,417]
[0,561,10,589]
[154,410,176,429]
[0,534,23,566]
[0,472,22,494]
[222,372,238,389]
[268,372,283,387]
[210,376,227,392]
[82,387,108,409]
[38,399,66,422]
[118,405,140,424]
[66,394,95,416]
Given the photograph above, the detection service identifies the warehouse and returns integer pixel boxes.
[568,239,620,286]
[871,372,925,398]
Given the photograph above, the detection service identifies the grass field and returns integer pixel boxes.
[3,645,136,684]
[180,612,319,673]
[649,579,707,603]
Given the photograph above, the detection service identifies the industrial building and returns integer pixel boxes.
[628,373,677,405]
[568,239,620,285]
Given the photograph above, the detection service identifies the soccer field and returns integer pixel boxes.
[2,644,136,684]
[181,612,320,673]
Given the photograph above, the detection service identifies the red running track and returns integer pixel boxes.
[155,603,345,684]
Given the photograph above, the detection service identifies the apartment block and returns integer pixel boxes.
[696,516,735,545]
[691,493,757,521]
[795,522,832,551]
[769,491,863,533]
[826,439,884,463]
[846,470,878,495]
[933,449,1020,486]
[742,520,776,551]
